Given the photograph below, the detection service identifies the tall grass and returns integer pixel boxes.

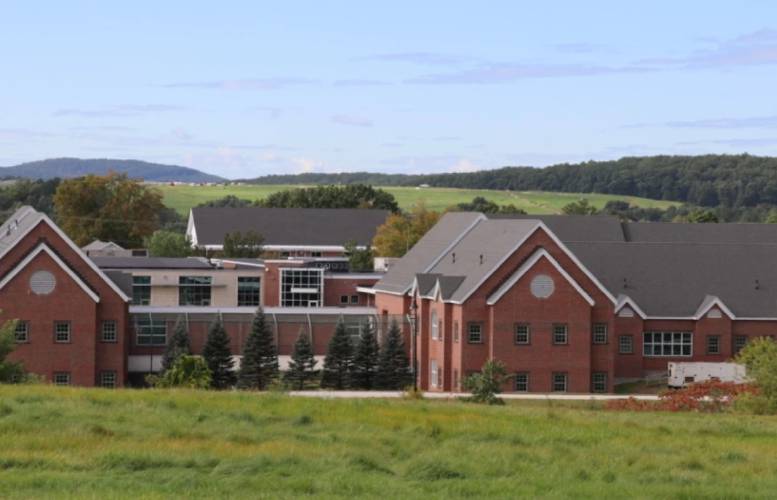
[1,385,776,498]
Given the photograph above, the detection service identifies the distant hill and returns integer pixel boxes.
[242,154,777,209]
[0,158,225,183]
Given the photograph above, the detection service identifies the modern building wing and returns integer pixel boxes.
[187,207,390,255]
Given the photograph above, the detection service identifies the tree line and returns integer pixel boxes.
[241,154,777,209]
[155,307,412,391]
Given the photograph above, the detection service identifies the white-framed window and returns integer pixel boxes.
[54,322,71,343]
[467,323,483,344]
[593,323,608,344]
[430,359,439,388]
[53,372,70,386]
[135,317,167,346]
[643,331,692,357]
[350,295,359,305]
[14,321,29,343]
[99,371,117,388]
[706,335,720,355]
[515,372,529,392]
[340,295,349,305]
[734,335,748,354]
[101,320,117,343]
[553,324,568,345]
[592,372,607,393]
[431,310,439,340]
[280,268,323,307]
[514,324,530,345]
[619,335,633,354]
[552,372,568,392]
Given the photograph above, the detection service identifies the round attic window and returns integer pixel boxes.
[30,270,56,295]
[530,274,554,299]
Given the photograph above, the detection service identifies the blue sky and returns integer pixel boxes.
[1,1,777,179]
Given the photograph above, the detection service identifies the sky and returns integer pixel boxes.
[1,1,777,179]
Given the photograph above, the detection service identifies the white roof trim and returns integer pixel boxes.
[614,295,648,319]
[356,286,376,295]
[486,249,595,306]
[454,222,616,305]
[694,295,735,320]
[0,243,100,303]
[0,213,130,302]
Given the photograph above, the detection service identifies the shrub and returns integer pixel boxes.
[605,380,757,412]
[463,360,508,405]
[735,337,777,413]
[152,356,212,389]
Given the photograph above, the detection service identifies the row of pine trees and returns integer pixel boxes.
[160,308,412,391]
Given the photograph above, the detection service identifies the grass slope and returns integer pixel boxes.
[2,386,777,498]
[157,184,676,215]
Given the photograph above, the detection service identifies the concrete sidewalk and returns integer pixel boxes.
[287,390,660,401]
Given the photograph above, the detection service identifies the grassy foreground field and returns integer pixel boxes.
[2,386,777,498]
[157,184,677,215]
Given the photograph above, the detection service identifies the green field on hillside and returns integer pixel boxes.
[1,386,777,498]
[157,184,677,215]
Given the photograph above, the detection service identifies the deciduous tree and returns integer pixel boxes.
[53,173,164,247]
[372,202,440,257]
[146,230,192,258]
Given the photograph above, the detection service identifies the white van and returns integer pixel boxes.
[667,362,747,388]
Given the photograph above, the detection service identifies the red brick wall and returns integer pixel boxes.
[324,277,378,306]
[0,220,128,386]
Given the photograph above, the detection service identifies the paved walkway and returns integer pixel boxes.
[288,390,660,401]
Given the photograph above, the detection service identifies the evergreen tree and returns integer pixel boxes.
[377,320,412,389]
[202,318,236,389]
[320,320,353,389]
[284,328,318,390]
[237,307,279,390]
[161,318,190,372]
[351,321,380,389]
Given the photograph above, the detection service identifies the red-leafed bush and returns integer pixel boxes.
[606,381,758,412]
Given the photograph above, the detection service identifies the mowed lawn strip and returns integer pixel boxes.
[1,385,775,498]
[156,184,677,215]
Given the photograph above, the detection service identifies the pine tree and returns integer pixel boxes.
[351,321,380,389]
[320,320,353,389]
[377,320,412,389]
[161,318,190,372]
[284,328,318,390]
[237,307,279,390]
[202,318,236,389]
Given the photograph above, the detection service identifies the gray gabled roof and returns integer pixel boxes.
[82,240,125,251]
[489,214,626,242]
[0,206,44,256]
[373,212,485,294]
[567,241,777,318]
[189,207,390,248]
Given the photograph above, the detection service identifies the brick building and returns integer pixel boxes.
[371,212,777,393]
[0,206,386,387]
